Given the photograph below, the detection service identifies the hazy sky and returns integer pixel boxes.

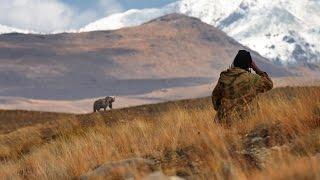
[0,0,177,32]
[62,0,176,10]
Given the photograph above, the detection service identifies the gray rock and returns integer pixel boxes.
[80,158,156,180]
[241,123,294,169]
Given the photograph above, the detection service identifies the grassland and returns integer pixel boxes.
[0,86,319,179]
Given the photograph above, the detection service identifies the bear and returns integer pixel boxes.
[93,96,115,112]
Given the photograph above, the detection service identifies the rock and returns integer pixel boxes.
[241,122,293,169]
[238,147,271,169]
[79,158,156,180]
[170,177,185,180]
[142,171,185,180]
[239,144,292,169]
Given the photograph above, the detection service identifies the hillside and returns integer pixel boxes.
[0,14,292,113]
[0,86,319,179]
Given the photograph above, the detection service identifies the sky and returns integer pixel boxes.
[62,0,176,10]
[0,0,177,32]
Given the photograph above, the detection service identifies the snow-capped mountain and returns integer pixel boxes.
[79,0,320,66]
[0,24,31,34]
[207,0,320,65]
[0,24,77,35]
[80,3,179,32]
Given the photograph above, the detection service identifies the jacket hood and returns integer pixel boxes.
[220,67,248,78]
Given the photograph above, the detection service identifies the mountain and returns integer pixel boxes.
[79,3,179,33]
[80,3,179,32]
[0,14,290,103]
[79,0,320,67]
[0,24,31,34]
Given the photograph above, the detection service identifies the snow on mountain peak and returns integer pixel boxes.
[216,0,320,64]
[0,24,30,34]
[80,3,179,32]
[178,0,242,26]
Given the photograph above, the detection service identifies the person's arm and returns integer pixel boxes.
[251,61,273,93]
[211,81,223,111]
[251,61,271,79]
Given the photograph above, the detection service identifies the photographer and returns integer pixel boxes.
[211,50,273,125]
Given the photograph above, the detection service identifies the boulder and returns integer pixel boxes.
[79,158,156,180]
[241,122,292,169]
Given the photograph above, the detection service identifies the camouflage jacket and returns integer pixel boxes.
[211,67,273,124]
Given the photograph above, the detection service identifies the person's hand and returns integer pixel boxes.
[250,61,258,71]
[251,61,262,74]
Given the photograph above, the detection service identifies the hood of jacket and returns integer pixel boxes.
[219,67,248,82]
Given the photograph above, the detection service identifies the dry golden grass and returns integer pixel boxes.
[0,86,319,179]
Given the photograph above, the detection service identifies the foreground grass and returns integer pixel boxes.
[0,87,319,179]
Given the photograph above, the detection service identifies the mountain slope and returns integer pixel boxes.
[0,14,290,102]
[79,0,320,66]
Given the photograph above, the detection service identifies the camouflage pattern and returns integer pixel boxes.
[93,96,115,112]
[212,67,273,124]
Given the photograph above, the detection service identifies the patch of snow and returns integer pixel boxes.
[0,24,31,34]
[80,3,179,32]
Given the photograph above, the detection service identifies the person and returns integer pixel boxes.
[211,50,273,125]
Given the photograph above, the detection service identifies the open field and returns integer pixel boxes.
[0,86,320,179]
